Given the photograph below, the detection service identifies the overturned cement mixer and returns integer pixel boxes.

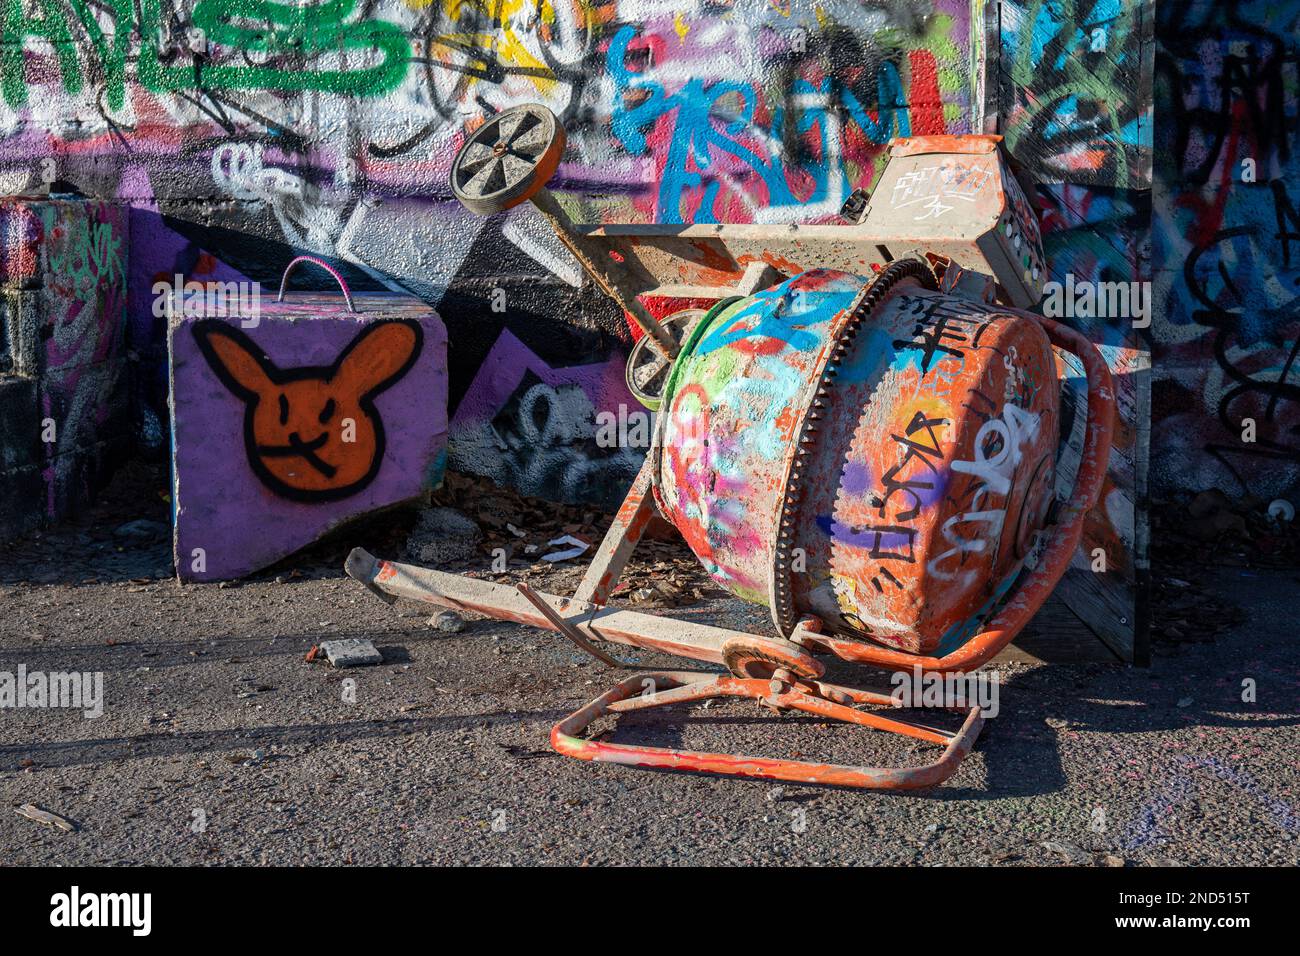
[346,105,1114,789]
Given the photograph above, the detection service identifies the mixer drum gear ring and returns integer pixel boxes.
[768,258,939,638]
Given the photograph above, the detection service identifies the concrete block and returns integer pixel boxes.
[318,639,383,668]
[0,376,40,473]
[0,462,44,542]
[169,290,449,581]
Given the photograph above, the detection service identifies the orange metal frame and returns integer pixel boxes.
[346,311,1112,790]
[552,672,985,789]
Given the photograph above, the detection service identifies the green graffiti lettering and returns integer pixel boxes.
[1,0,410,108]
[2,0,83,106]
[138,0,410,97]
[68,0,132,110]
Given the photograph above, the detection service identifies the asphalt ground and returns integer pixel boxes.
[1,466,1296,866]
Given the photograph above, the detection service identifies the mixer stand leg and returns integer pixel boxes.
[552,671,984,790]
[572,457,656,607]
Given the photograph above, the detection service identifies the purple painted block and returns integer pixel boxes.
[169,291,448,582]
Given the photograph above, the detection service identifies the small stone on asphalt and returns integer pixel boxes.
[429,611,464,633]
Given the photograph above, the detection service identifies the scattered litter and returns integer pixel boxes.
[1177,696,1194,708]
[304,644,321,663]
[542,534,590,563]
[1103,854,1127,867]
[1151,492,1291,648]
[506,523,527,538]
[318,638,383,668]
[15,804,76,832]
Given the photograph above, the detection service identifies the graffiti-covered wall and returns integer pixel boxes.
[1153,0,1300,503]
[0,199,129,539]
[0,0,976,509]
[980,0,1153,660]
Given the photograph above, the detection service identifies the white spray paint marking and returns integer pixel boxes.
[928,403,1040,581]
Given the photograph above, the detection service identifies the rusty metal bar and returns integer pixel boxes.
[516,581,629,668]
[551,671,984,790]
[530,188,680,361]
[777,689,954,745]
[572,456,656,607]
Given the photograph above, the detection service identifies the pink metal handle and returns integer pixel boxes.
[277,255,356,312]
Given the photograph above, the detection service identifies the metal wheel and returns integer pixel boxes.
[625,308,702,410]
[450,104,566,216]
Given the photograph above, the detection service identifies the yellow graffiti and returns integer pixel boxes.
[893,395,953,435]
[430,0,575,96]
[831,573,874,633]
[673,12,689,41]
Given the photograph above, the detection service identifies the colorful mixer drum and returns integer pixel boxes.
[653,261,1061,655]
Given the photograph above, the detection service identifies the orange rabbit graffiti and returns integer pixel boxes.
[192,319,423,502]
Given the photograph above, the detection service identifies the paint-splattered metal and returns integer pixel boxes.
[654,260,1060,654]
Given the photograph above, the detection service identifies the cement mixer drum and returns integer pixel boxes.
[653,260,1061,655]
